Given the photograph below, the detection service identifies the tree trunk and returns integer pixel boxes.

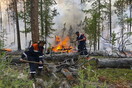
[22,0,28,46]
[130,3,132,32]
[109,0,112,41]
[30,0,39,43]
[121,1,124,52]
[97,0,100,50]
[44,14,48,51]
[40,0,44,38]
[7,0,11,32]
[14,0,21,50]
[0,2,2,30]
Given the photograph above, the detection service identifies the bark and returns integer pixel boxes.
[30,0,39,43]
[23,0,27,45]
[61,68,74,80]
[44,53,79,61]
[8,53,79,64]
[0,2,2,30]
[109,0,112,40]
[97,0,100,50]
[130,4,132,32]
[7,0,11,32]
[14,0,21,50]
[97,58,132,68]
[40,0,44,37]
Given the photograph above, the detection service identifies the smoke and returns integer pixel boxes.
[48,0,87,46]
[53,0,85,33]
[101,5,132,52]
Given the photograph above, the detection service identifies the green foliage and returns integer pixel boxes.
[0,54,33,88]
[82,0,108,50]
[39,0,58,37]
[18,0,31,34]
[111,32,117,45]
[0,31,6,49]
[114,0,127,26]
[83,12,100,47]
[18,0,58,39]
[0,40,4,49]
[73,65,108,88]
[81,0,91,3]
[125,18,132,23]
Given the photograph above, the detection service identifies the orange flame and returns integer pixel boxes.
[52,36,74,53]
[2,48,12,52]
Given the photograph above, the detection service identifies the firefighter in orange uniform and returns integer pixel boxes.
[20,41,46,79]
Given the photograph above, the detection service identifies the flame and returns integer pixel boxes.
[55,36,61,44]
[52,36,74,53]
[2,48,12,52]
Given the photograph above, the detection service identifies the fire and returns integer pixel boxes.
[52,36,74,53]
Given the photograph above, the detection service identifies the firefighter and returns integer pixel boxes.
[20,41,46,79]
[75,31,88,55]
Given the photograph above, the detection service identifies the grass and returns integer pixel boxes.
[0,53,33,88]
[73,57,132,88]
[97,68,132,83]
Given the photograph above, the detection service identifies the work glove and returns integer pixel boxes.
[39,61,43,64]
[39,55,45,58]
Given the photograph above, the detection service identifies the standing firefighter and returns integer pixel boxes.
[20,41,46,79]
[75,31,88,55]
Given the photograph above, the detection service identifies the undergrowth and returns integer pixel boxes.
[0,53,33,88]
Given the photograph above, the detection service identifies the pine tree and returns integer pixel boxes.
[13,0,21,50]
[82,0,108,51]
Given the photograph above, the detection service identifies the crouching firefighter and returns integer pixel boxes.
[20,41,46,79]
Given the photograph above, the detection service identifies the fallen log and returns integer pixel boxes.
[97,58,132,68]
[44,53,79,61]
[90,51,131,58]
[9,53,79,64]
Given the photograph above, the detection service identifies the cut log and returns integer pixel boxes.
[61,68,74,80]
[97,58,132,68]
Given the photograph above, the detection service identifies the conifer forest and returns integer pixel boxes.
[0,0,132,88]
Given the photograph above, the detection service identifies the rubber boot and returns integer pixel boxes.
[29,73,35,79]
[37,69,42,76]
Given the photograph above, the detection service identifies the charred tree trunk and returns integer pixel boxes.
[30,0,39,43]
